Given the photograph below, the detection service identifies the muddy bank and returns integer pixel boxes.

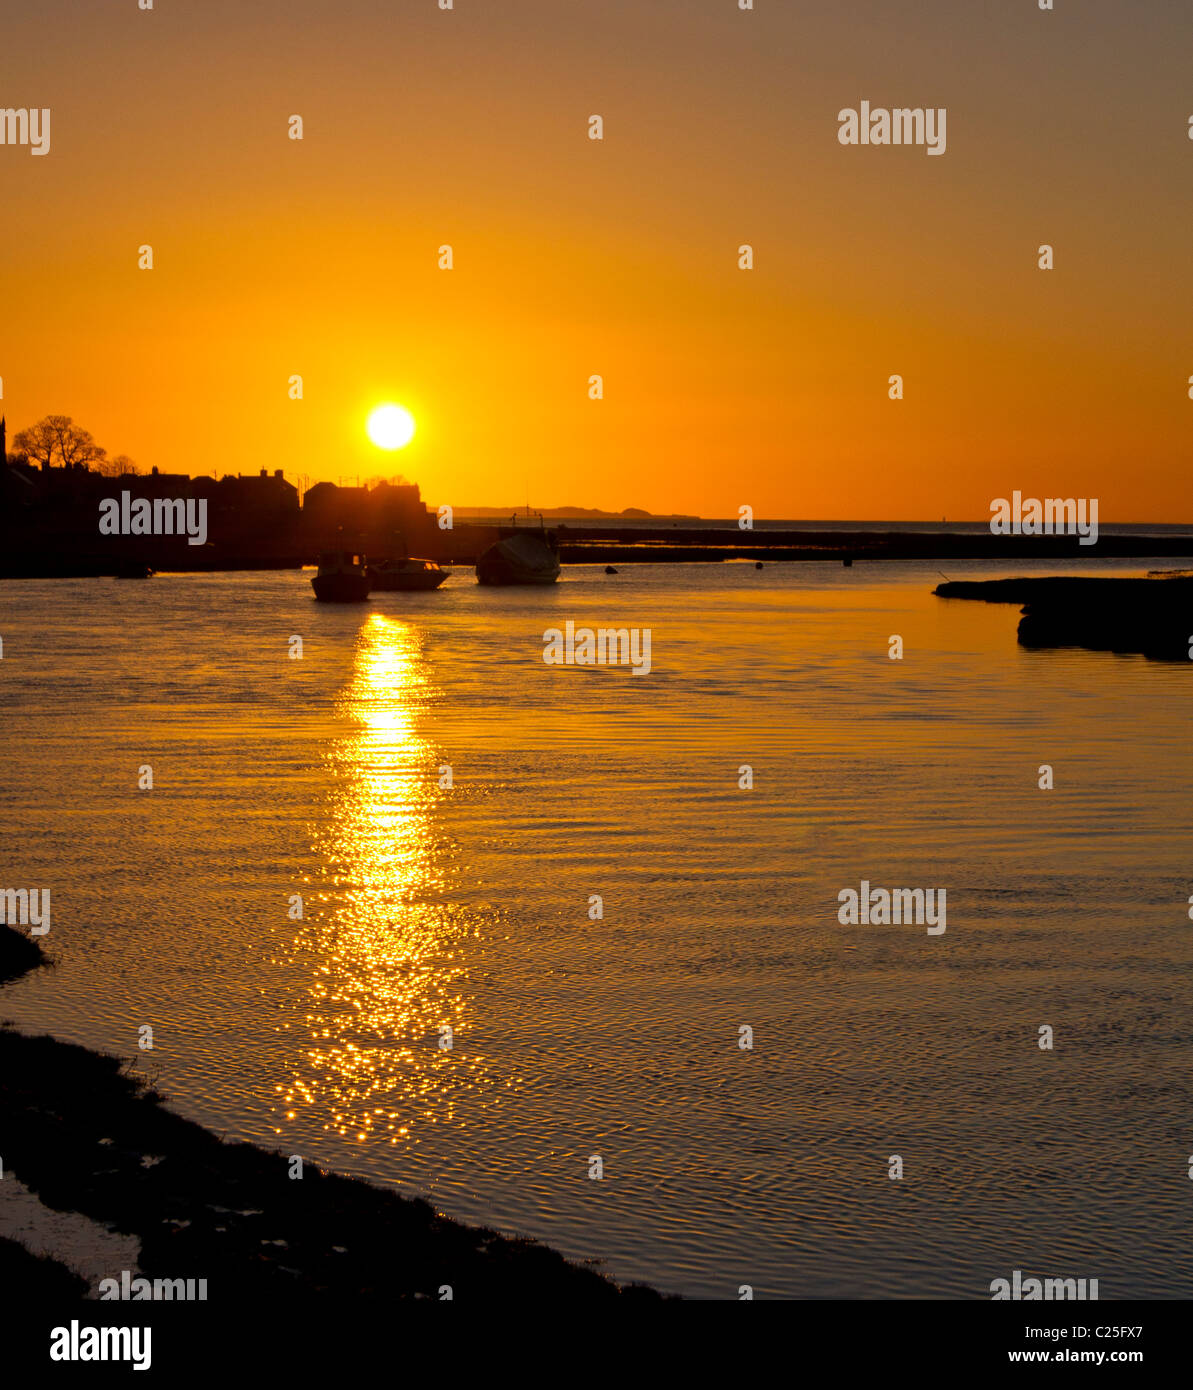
[0,925,660,1302]
[0,920,47,983]
[0,1235,87,1299]
[934,574,1193,661]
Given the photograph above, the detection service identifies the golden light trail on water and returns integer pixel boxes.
[279,614,488,1147]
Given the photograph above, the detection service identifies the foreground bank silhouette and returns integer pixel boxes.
[0,924,661,1303]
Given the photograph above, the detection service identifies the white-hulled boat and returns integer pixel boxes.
[476,529,560,586]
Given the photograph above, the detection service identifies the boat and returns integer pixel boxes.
[311,551,370,602]
[114,561,153,579]
[367,557,449,592]
[476,528,560,586]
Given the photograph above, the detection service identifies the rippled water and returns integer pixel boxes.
[2,559,1191,1298]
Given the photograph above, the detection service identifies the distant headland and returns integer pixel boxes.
[456,506,701,521]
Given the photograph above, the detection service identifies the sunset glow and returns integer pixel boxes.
[3,5,1190,519]
[5,0,1193,1355]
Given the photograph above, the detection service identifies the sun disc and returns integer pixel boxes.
[367,404,416,450]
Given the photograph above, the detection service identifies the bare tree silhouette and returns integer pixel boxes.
[95,454,141,477]
[13,415,108,471]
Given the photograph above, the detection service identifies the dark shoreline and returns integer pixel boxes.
[0,924,661,1302]
[5,525,1193,576]
[935,574,1193,662]
[556,527,1193,566]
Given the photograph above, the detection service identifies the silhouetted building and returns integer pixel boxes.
[216,468,299,513]
[0,458,448,574]
[302,479,434,554]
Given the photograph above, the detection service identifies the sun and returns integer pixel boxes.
[366,403,416,450]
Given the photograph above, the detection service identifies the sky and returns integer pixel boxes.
[2,0,1191,520]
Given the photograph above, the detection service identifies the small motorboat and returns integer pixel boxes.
[367,557,449,592]
[476,528,560,586]
[311,550,370,602]
[114,561,153,579]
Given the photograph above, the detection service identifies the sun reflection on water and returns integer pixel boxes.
[279,613,488,1147]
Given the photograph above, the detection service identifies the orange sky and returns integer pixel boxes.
[2,0,1191,519]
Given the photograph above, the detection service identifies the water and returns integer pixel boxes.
[2,559,1191,1298]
